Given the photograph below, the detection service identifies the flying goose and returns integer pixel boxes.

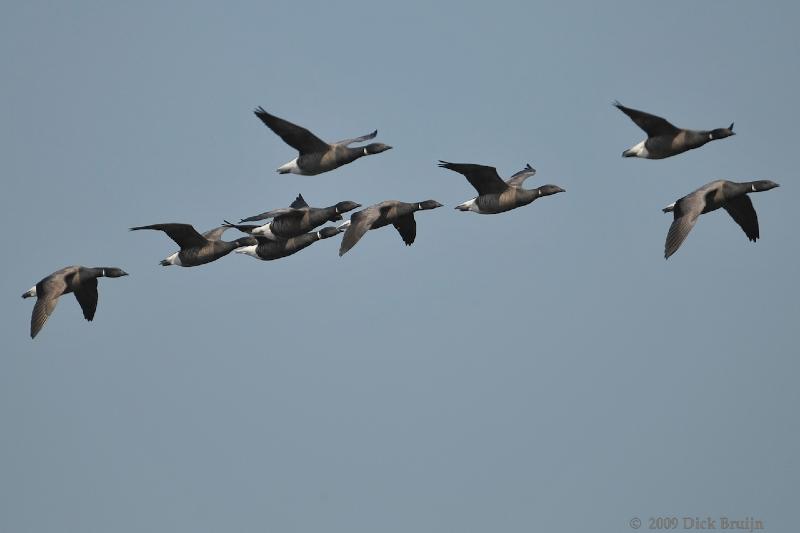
[662,179,779,259]
[22,266,128,339]
[254,107,392,175]
[339,200,443,256]
[438,161,565,214]
[615,101,735,159]
[235,226,344,261]
[226,193,360,240]
[130,223,255,267]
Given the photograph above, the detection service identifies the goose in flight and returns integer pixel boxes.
[226,193,360,240]
[438,161,565,214]
[254,107,391,175]
[339,200,443,256]
[130,223,255,266]
[662,179,779,259]
[22,266,128,339]
[614,101,734,159]
[235,226,344,261]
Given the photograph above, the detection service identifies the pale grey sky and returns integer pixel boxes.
[1,2,798,532]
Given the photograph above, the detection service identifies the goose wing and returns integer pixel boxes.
[505,164,537,188]
[392,214,416,245]
[664,192,706,259]
[334,130,377,146]
[29,275,68,338]
[202,225,231,241]
[254,107,329,154]
[73,277,99,321]
[290,194,309,209]
[130,223,208,249]
[438,161,508,195]
[239,208,303,223]
[723,195,760,241]
[339,205,385,256]
[614,101,679,137]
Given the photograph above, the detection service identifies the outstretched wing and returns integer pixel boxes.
[334,130,377,146]
[664,193,705,259]
[222,221,261,234]
[723,195,759,241]
[31,294,59,339]
[438,161,508,195]
[339,206,383,256]
[202,226,231,241]
[30,276,70,339]
[73,277,99,321]
[392,214,416,246]
[239,207,304,223]
[614,101,679,137]
[130,223,208,249]
[506,164,537,188]
[254,107,329,154]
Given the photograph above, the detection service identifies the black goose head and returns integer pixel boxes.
[749,180,780,192]
[233,236,258,247]
[362,143,392,155]
[417,200,444,210]
[537,185,566,197]
[334,201,361,217]
[710,123,735,140]
[318,226,343,239]
[100,267,129,277]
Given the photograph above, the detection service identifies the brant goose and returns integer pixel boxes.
[22,266,128,339]
[227,193,360,239]
[130,223,255,267]
[339,200,443,256]
[663,179,779,259]
[235,226,344,261]
[254,107,392,175]
[615,101,735,159]
[438,161,565,214]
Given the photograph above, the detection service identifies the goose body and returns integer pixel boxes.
[22,266,128,339]
[615,101,735,159]
[254,107,391,175]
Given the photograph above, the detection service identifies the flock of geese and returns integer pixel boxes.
[22,102,780,339]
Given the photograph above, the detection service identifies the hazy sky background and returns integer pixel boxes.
[2,2,798,532]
